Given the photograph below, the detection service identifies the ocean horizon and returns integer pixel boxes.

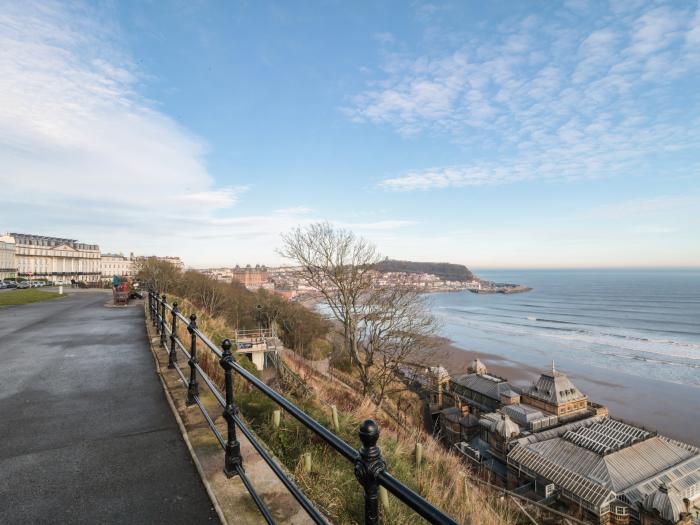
[430,268,700,388]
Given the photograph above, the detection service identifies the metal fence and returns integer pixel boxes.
[148,291,459,525]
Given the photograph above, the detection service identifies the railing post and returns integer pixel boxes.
[160,295,166,346]
[220,339,243,478]
[150,290,157,327]
[168,302,179,369]
[153,292,159,332]
[186,314,199,405]
[355,419,386,525]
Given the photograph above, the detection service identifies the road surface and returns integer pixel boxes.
[0,291,219,524]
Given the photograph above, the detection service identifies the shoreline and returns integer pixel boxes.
[298,288,699,446]
[418,336,700,447]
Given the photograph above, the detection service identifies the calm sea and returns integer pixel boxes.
[430,269,700,388]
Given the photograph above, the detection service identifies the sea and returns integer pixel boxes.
[430,269,700,388]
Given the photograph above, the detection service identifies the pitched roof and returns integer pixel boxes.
[451,373,517,401]
[508,417,700,515]
[523,367,586,405]
[502,404,545,425]
[508,444,615,511]
[643,484,688,523]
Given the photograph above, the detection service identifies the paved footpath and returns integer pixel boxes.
[0,291,219,524]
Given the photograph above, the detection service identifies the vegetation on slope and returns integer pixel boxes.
[139,255,517,524]
[166,295,517,525]
[137,257,331,356]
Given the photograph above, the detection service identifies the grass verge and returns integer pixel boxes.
[0,289,64,307]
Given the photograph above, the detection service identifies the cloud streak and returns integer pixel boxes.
[347,2,700,190]
[0,1,252,247]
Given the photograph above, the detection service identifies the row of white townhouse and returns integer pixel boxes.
[0,233,183,282]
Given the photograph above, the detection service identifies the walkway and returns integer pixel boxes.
[0,291,219,524]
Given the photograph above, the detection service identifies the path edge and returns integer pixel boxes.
[143,305,229,525]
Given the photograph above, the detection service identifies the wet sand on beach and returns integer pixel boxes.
[418,337,700,447]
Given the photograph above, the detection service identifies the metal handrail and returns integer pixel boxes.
[148,291,460,525]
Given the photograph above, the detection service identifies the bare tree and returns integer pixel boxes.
[279,222,380,383]
[134,257,182,294]
[357,279,438,406]
[179,270,229,315]
[279,222,438,402]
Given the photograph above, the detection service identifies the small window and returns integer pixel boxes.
[614,506,628,516]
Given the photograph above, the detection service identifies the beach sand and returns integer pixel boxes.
[418,338,700,447]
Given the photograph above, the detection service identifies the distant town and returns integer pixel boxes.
[0,232,530,295]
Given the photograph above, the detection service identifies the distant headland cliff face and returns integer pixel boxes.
[374,259,475,282]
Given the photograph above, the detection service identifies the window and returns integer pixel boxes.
[614,506,628,516]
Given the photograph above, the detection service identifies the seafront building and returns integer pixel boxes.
[508,418,700,524]
[519,363,589,418]
[424,361,699,525]
[0,232,101,283]
[0,231,190,283]
[0,236,16,279]
[100,253,136,279]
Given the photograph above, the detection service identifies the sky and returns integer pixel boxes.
[1,0,699,269]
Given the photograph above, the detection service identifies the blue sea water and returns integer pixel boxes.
[429,269,700,388]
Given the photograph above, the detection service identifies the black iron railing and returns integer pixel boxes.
[147,291,459,525]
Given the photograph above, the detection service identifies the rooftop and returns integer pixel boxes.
[522,363,586,406]
[502,403,546,424]
[451,373,518,402]
[508,417,700,516]
[6,233,98,250]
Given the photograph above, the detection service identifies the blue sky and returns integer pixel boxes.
[1,0,699,268]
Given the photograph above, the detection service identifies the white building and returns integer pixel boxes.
[0,236,16,279]
[139,255,185,270]
[101,253,135,280]
[158,256,185,270]
[0,233,101,283]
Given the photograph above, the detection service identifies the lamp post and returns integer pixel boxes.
[255,304,263,334]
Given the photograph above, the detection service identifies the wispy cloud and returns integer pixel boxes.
[347,2,700,190]
[0,1,252,250]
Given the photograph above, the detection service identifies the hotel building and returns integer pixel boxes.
[101,253,136,279]
[232,265,273,290]
[0,236,16,279]
[0,233,100,282]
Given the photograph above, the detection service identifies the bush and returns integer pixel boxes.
[304,338,331,360]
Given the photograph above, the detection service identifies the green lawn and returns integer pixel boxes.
[0,289,64,307]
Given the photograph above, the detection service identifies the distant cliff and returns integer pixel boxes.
[375,259,474,282]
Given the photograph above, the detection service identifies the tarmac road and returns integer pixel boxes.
[0,291,219,524]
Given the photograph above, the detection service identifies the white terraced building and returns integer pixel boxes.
[101,253,136,280]
[0,236,16,279]
[0,233,101,283]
